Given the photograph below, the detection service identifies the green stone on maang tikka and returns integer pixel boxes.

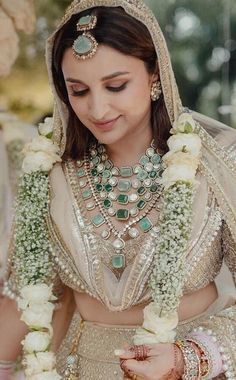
[120,167,133,177]
[117,179,131,192]
[116,209,129,220]
[73,35,93,55]
[117,194,129,205]
[139,217,153,232]
[77,15,92,27]
[91,213,105,227]
[112,254,125,269]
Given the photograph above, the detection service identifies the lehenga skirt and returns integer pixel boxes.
[56,310,226,380]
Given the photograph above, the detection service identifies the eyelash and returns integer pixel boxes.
[70,82,128,97]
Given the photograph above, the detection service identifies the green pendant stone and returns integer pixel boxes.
[112,254,125,269]
[96,184,103,192]
[116,209,129,220]
[150,184,158,193]
[139,217,153,232]
[77,168,85,177]
[82,189,92,199]
[139,155,149,166]
[137,186,146,196]
[120,167,133,177]
[73,35,92,55]
[117,194,129,204]
[117,179,131,192]
[103,199,112,209]
[104,184,113,192]
[137,169,148,181]
[78,15,93,26]
[91,168,98,176]
[92,213,105,227]
[149,171,158,179]
[151,154,161,165]
[137,200,146,210]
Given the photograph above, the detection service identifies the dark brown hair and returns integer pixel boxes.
[52,6,171,160]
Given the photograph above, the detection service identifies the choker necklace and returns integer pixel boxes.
[76,141,164,270]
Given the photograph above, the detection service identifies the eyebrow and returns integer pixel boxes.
[65,71,130,83]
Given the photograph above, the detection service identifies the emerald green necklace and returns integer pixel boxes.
[76,141,163,269]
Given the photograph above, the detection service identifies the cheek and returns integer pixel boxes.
[68,96,87,119]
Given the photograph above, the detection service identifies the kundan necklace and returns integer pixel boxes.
[75,141,164,270]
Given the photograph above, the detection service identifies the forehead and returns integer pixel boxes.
[62,44,147,80]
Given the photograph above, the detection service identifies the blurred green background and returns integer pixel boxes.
[1,0,236,127]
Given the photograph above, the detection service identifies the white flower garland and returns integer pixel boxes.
[133,112,202,345]
[13,117,62,380]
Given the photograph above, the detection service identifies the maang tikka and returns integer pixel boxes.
[73,14,98,60]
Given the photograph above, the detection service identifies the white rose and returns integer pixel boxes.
[171,113,196,134]
[22,151,61,174]
[38,118,53,138]
[21,302,54,329]
[25,352,56,376]
[161,164,197,189]
[24,136,58,155]
[163,151,199,170]
[133,303,178,344]
[20,284,56,305]
[36,352,56,372]
[167,134,202,157]
[24,354,41,376]
[30,370,61,380]
[22,331,51,353]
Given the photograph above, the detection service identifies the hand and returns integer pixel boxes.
[116,343,184,380]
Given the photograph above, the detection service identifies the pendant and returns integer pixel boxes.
[112,254,125,269]
[112,238,125,250]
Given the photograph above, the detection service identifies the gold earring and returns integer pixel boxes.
[150,81,162,102]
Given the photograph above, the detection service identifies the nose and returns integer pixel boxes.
[89,91,110,121]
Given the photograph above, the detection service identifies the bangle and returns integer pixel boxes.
[175,340,200,380]
[0,361,15,370]
[186,338,209,379]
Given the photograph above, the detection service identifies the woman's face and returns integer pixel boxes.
[62,44,156,146]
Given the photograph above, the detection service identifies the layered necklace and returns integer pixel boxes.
[75,141,164,270]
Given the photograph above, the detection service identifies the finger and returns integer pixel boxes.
[125,358,148,377]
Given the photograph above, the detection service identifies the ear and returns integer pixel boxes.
[150,61,159,84]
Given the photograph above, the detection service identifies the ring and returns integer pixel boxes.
[130,344,150,361]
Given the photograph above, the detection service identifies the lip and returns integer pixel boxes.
[93,116,120,130]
